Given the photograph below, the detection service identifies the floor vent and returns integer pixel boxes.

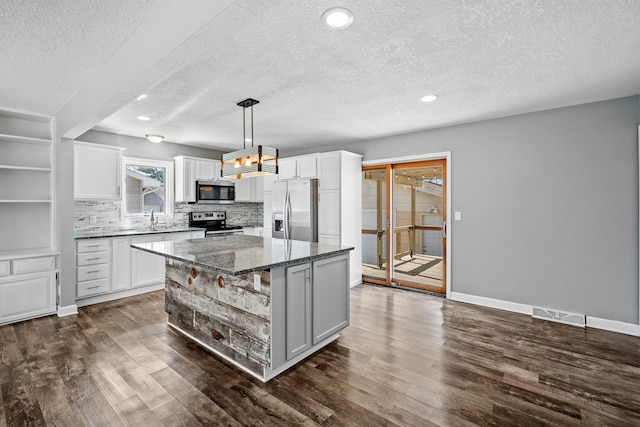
[532,307,586,327]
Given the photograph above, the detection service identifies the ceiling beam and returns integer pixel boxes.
[56,0,236,139]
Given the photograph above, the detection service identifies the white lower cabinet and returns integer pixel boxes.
[76,238,111,299]
[112,237,132,291]
[76,231,204,303]
[131,235,166,288]
[0,254,58,325]
[243,227,264,237]
[0,273,56,324]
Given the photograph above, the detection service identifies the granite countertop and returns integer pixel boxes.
[131,235,353,275]
[75,226,204,240]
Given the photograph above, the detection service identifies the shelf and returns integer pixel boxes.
[0,248,58,261]
[0,133,51,146]
[0,165,52,172]
[0,200,52,203]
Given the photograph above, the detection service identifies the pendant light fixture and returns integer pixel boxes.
[221,98,278,179]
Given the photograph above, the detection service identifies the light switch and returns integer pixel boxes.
[89,215,97,224]
[454,211,462,221]
[253,274,261,291]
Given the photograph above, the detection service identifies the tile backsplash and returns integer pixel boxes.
[75,200,263,232]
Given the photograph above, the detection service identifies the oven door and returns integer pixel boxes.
[196,181,235,204]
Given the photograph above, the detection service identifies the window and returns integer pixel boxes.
[122,157,173,218]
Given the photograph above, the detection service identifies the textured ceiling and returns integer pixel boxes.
[2,1,640,154]
[0,0,158,114]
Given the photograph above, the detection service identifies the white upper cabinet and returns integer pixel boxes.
[317,152,341,190]
[278,155,317,180]
[174,155,221,202]
[234,175,270,202]
[74,141,125,200]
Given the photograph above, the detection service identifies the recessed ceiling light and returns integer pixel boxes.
[420,94,438,103]
[322,7,353,29]
[145,134,164,143]
[136,115,151,121]
[136,94,147,101]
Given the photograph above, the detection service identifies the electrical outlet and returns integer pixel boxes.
[89,215,97,224]
[253,274,261,291]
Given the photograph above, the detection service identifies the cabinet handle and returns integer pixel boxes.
[87,285,101,290]
[86,257,101,261]
[87,270,101,274]
[117,185,120,197]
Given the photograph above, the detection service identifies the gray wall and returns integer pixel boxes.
[297,96,640,324]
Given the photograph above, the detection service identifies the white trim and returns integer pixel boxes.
[363,151,452,298]
[121,156,174,220]
[350,278,363,288]
[450,291,532,315]
[75,283,164,307]
[362,151,451,166]
[638,124,640,325]
[57,304,78,317]
[451,291,640,337]
[587,316,640,337]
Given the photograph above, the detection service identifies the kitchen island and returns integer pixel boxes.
[131,235,352,382]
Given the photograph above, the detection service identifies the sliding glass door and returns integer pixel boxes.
[362,160,447,294]
[361,165,390,285]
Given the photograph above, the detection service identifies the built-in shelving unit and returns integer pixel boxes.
[0,109,58,324]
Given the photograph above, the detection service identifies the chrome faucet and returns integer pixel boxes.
[150,209,158,230]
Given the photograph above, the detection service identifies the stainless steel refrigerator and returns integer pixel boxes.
[271,179,318,241]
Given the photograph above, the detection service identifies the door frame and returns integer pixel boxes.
[363,151,452,299]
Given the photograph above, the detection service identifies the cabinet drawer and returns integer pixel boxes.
[77,278,110,298]
[0,261,9,277]
[13,256,55,275]
[77,251,111,266]
[77,239,110,253]
[77,264,110,281]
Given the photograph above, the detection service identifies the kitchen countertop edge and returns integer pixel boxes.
[75,227,204,240]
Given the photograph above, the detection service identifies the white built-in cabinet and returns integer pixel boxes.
[262,174,278,236]
[174,155,221,202]
[278,155,318,180]
[0,109,58,325]
[264,151,362,286]
[74,141,125,200]
[234,176,267,202]
[316,151,362,286]
[75,230,204,305]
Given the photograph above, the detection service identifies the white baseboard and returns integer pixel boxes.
[450,292,532,315]
[449,291,639,337]
[350,278,363,288]
[75,283,164,308]
[57,304,78,317]
[586,316,640,337]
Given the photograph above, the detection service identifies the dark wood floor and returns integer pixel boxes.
[1,284,639,426]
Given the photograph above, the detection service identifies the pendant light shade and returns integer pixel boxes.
[221,98,278,179]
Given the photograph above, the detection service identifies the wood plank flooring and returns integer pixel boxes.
[1,284,639,426]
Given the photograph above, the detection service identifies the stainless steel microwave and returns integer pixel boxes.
[195,180,235,204]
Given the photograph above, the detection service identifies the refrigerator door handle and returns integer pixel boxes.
[285,191,292,240]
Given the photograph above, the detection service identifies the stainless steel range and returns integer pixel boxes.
[189,211,243,236]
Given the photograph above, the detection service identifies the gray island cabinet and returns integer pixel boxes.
[131,235,352,382]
